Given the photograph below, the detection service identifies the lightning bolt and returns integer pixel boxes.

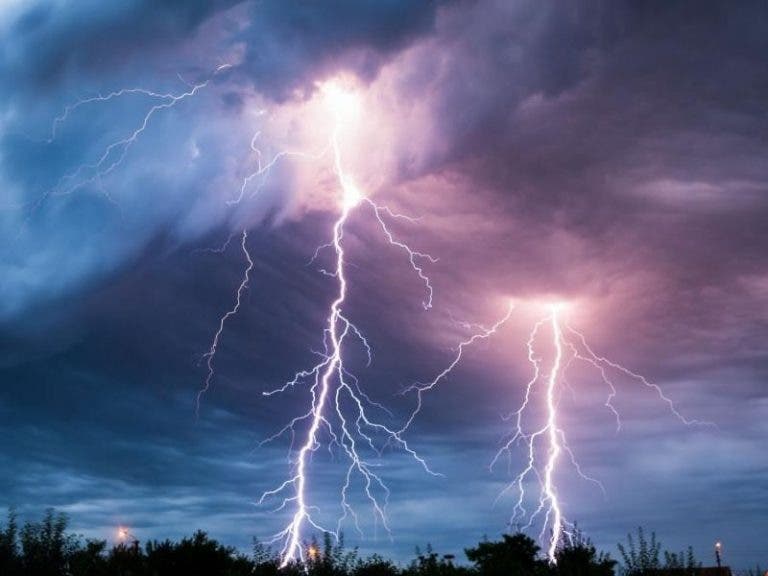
[196,228,253,415]
[492,303,709,564]
[23,66,292,418]
[14,54,714,570]
[27,64,231,215]
[196,127,332,411]
[541,307,564,561]
[398,302,515,434]
[256,83,439,567]
[226,129,330,207]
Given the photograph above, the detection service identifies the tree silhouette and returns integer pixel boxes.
[67,539,108,576]
[0,509,713,576]
[555,528,616,576]
[134,530,254,576]
[618,527,662,576]
[19,509,80,576]
[352,554,399,576]
[465,533,550,576]
[404,544,471,576]
[618,528,701,576]
[303,533,359,576]
[0,510,21,576]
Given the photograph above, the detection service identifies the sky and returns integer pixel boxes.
[1,0,767,568]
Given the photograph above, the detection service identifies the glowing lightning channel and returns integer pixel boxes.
[490,305,569,564]
[542,307,564,562]
[226,129,330,207]
[492,302,708,564]
[197,228,254,415]
[257,82,438,567]
[398,302,515,434]
[27,65,448,566]
[564,325,712,427]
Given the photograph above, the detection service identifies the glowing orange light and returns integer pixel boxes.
[307,545,319,561]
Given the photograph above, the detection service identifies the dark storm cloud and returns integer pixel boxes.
[1,0,451,102]
[383,0,768,367]
[235,0,451,99]
[0,0,452,321]
[2,0,239,95]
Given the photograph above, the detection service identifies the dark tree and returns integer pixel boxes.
[404,544,471,576]
[465,533,550,576]
[68,540,108,576]
[19,509,80,576]
[0,510,21,576]
[107,540,146,576]
[618,528,662,576]
[555,530,616,576]
[304,532,359,576]
[252,540,288,576]
[353,553,399,576]
[142,530,253,576]
[617,528,700,576]
[662,547,700,575]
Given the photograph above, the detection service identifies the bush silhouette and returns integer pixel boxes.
[1,509,723,576]
[555,529,616,576]
[465,533,550,576]
[617,527,701,576]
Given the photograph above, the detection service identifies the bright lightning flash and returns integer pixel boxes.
[491,301,709,564]
[40,68,442,568]
[255,80,438,567]
[29,63,710,570]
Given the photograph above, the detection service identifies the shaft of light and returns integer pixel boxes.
[493,301,705,564]
[261,84,439,567]
[279,189,352,567]
[543,306,564,563]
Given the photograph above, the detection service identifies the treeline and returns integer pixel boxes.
[0,509,708,576]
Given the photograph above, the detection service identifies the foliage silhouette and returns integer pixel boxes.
[352,554,399,576]
[0,509,21,575]
[0,509,726,576]
[404,544,472,576]
[618,528,701,576]
[465,533,550,576]
[20,509,81,576]
[555,528,617,576]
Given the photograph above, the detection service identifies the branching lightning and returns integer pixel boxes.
[38,67,505,565]
[197,228,253,416]
[490,302,710,564]
[398,303,515,434]
[31,64,231,213]
[32,62,711,570]
[226,129,330,207]
[253,82,441,567]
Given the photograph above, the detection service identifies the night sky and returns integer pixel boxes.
[1,0,767,568]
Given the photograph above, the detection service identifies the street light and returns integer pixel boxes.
[117,526,139,553]
[714,541,722,568]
